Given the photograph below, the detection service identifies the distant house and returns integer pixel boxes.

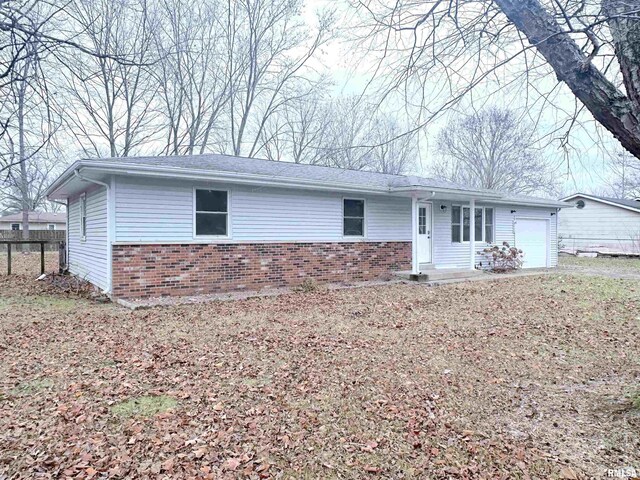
[45,155,566,298]
[559,193,640,253]
[0,211,66,231]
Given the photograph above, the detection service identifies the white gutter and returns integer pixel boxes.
[388,185,501,199]
[488,199,569,209]
[73,169,113,294]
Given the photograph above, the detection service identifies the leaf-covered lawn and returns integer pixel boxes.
[560,255,640,273]
[0,251,59,276]
[0,274,639,479]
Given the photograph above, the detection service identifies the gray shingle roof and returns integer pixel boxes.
[47,153,565,207]
[85,154,495,193]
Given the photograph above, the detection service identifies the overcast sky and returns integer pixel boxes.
[300,0,623,196]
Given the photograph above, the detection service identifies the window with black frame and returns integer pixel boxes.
[343,199,365,236]
[195,189,228,236]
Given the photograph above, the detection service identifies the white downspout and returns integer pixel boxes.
[73,169,113,294]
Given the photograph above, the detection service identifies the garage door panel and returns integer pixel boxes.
[515,218,549,268]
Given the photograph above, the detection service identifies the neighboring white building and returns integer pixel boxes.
[45,155,566,298]
[0,211,66,231]
[559,193,640,253]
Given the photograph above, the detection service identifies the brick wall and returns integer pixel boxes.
[112,242,412,298]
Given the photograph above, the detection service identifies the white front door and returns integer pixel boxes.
[417,203,432,265]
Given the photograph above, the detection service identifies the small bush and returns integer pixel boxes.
[294,278,318,293]
[478,242,524,272]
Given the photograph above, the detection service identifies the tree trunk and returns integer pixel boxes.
[603,0,640,121]
[17,59,30,243]
[494,0,640,158]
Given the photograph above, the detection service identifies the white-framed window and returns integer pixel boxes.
[451,206,461,243]
[47,224,56,231]
[11,223,20,231]
[343,198,365,237]
[80,193,87,240]
[484,208,494,243]
[462,206,471,242]
[452,205,494,243]
[194,188,229,237]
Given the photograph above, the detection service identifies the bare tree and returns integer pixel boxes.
[319,97,377,170]
[349,0,640,164]
[0,1,101,85]
[606,150,640,197]
[60,0,159,158]
[312,97,417,174]
[368,117,418,174]
[1,154,60,212]
[432,108,556,194]
[259,93,417,174]
[260,85,332,164]
[0,31,59,239]
[155,0,231,155]
[226,0,334,157]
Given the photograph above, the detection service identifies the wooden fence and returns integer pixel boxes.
[0,230,65,252]
[1,240,66,275]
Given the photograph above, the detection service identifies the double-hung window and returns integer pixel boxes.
[343,199,365,237]
[11,223,20,231]
[195,189,228,237]
[484,208,494,243]
[451,206,461,243]
[80,193,87,240]
[451,206,494,243]
[48,224,56,231]
[462,206,471,242]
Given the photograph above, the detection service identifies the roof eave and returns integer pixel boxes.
[388,185,502,199]
[560,193,640,213]
[491,199,569,209]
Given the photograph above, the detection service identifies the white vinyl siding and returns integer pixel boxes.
[68,186,108,290]
[433,201,558,269]
[109,176,556,270]
[558,196,640,252]
[113,176,411,243]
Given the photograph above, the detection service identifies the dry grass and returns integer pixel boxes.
[0,273,638,479]
[560,255,640,273]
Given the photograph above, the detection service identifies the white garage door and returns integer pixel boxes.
[515,218,549,268]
